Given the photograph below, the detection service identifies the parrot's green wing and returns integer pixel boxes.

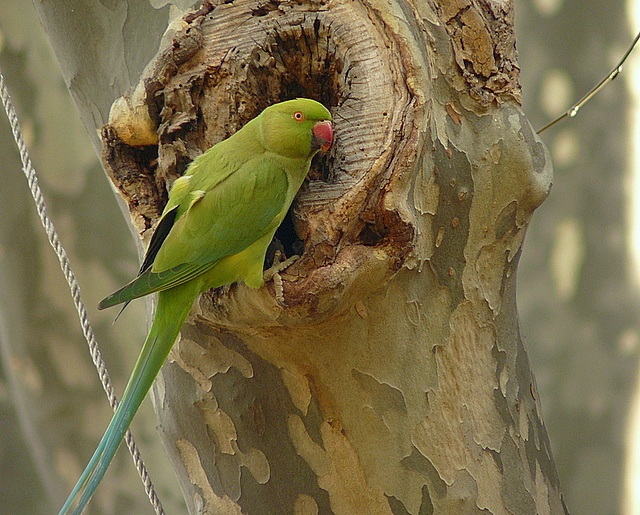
[99,158,290,309]
[137,149,240,275]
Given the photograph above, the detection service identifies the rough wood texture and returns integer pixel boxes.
[102,0,567,513]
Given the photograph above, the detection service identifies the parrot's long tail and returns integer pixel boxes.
[59,283,198,515]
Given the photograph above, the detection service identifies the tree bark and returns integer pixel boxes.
[97,1,568,513]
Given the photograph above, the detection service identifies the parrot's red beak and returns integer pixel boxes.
[312,120,334,153]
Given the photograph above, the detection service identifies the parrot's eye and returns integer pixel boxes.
[293,111,305,122]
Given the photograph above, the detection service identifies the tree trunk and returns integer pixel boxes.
[16,0,571,513]
[93,1,568,513]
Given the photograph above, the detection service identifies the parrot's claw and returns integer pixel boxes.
[264,251,300,304]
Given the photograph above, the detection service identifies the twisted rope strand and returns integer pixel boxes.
[0,68,164,515]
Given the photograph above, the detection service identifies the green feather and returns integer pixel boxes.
[61,282,198,515]
[60,98,332,514]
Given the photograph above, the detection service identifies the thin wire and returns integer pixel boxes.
[538,30,640,134]
[0,68,164,515]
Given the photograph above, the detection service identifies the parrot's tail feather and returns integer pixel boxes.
[112,300,132,324]
[59,285,198,514]
[59,329,163,515]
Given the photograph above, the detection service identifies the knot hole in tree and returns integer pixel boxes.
[103,0,418,321]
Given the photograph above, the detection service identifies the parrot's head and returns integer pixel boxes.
[260,98,333,159]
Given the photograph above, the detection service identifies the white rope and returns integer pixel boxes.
[0,68,164,515]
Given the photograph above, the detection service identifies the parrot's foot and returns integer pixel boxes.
[264,251,300,304]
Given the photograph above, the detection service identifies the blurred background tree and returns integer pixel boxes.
[517,2,640,515]
[0,2,186,513]
[0,1,638,514]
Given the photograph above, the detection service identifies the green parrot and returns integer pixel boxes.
[60,98,333,514]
